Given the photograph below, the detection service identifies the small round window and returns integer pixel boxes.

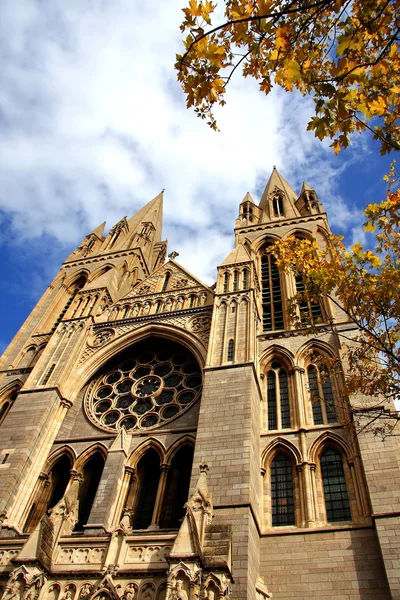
[85,338,202,432]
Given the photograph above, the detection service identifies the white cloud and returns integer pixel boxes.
[0,0,362,287]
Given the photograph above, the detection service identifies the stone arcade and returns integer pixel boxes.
[0,168,400,599]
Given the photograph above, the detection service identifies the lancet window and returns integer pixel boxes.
[0,387,19,425]
[242,268,249,290]
[233,271,238,292]
[271,453,295,526]
[266,361,291,430]
[272,193,285,218]
[162,272,171,292]
[295,275,323,324]
[320,448,351,522]
[124,443,194,530]
[261,247,284,331]
[24,453,73,532]
[223,272,229,293]
[307,364,337,425]
[161,445,194,528]
[76,452,105,531]
[227,339,234,362]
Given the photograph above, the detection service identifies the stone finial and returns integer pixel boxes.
[168,251,179,260]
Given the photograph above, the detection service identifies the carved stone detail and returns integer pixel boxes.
[88,329,115,348]
[56,546,106,564]
[0,548,19,565]
[125,544,172,564]
[189,316,211,333]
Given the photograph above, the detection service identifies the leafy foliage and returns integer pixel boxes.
[176,0,400,154]
[270,165,400,436]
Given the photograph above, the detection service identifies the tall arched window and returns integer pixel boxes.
[266,362,291,430]
[321,448,351,522]
[161,445,194,528]
[0,388,19,425]
[223,272,229,293]
[227,339,234,362]
[308,364,337,425]
[162,272,171,292]
[272,194,285,218]
[75,452,105,531]
[295,275,322,324]
[261,249,284,331]
[25,453,72,532]
[52,275,87,332]
[233,271,238,292]
[132,449,161,530]
[271,453,295,526]
[242,268,249,290]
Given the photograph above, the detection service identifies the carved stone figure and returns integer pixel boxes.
[24,587,37,600]
[199,293,207,306]
[3,581,21,600]
[142,303,150,315]
[79,584,93,600]
[170,581,187,600]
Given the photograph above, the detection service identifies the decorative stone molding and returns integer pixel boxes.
[125,544,172,565]
[0,548,19,565]
[88,329,116,349]
[56,546,106,565]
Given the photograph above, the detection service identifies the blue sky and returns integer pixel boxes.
[0,0,392,354]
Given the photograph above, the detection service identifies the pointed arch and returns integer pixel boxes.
[90,264,114,282]
[160,443,194,528]
[262,439,300,528]
[24,447,75,532]
[282,228,313,241]
[64,269,90,290]
[262,437,302,466]
[259,345,295,372]
[42,445,77,474]
[0,380,22,425]
[127,437,166,469]
[74,442,108,472]
[252,233,281,255]
[295,339,337,366]
[70,323,207,403]
[308,431,352,464]
[0,379,23,397]
[165,435,195,464]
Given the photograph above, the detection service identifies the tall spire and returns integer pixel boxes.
[126,191,163,244]
[259,167,300,221]
[89,221,106,240]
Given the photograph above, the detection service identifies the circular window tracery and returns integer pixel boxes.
[85,339,202,432]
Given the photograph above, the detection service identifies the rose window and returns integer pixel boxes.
[85,339,202,432]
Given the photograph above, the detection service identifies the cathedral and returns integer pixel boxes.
[0,168,399,600]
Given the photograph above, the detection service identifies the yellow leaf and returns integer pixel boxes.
[332,139,341,154]
[363,221,376,233]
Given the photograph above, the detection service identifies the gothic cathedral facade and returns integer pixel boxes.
[0,169,399,600]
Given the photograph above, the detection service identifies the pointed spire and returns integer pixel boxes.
[89,221,106,240]
[241,191,255,204]
[127,191,163,244]
[300,181,314,194]
[259,167,300,221]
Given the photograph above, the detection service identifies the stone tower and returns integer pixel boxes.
[0,171,399,600]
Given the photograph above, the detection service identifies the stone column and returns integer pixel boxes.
[150,463,170,528]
